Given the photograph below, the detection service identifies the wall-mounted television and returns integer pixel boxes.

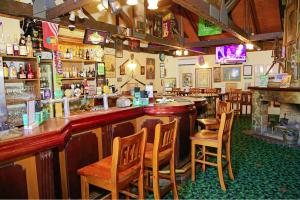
[216,44,246,64]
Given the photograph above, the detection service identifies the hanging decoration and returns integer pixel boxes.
[198,17,222,36]
[42,21,59,51]
[147,0,158,10]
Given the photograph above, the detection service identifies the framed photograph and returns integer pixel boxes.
[104,54,116,78]
[160,63,165,78]
[182,73,192,87]
[115,38,123,58]
[83,29,109,45]
[120,63,125,75]
[153,14,163,38]
[213,67,221,82]
[195,68,212,88]
[222,66,241,81]
[132,0,146,39]
[164,77,176,88]
[243,65,252,76]
[141,66,145,75]
[146,58,155,79]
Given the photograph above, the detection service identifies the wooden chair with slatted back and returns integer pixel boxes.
[171,88,181,96]
[228,89,241,118]
[191,110,234,191]
[197,99,231,130]
[78,128,147,199]
[144,119,179,199]
[240,91,252,115]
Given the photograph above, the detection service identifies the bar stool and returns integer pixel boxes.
[77,128,147,199]
[190,111,234,191]
[144,119,179,199]
[197,99,231,130]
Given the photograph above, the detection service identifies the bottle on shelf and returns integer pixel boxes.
[6,36,13,56]
[3,62,9,79]
[19,34,27,56]
[70,48,73,59]
[72,64,77,78]
[18,64,27,79]
[90,49,94,60]
[9,62,17,79]
[91,67,95,77]
[13,35,20,56]
[86,49,90,60]
[87,67,92,78]
[65,48,70,59]
[26,63,34,79]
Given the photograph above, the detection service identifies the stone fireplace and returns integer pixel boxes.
[250,87,300,144]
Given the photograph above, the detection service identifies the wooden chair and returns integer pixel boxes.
[197,99,231,130]
[171,88,181,96]
[228,89,241,118]
[144,119,179,199]
[240,91,252,115]
[78,128,147,199]
[190,110,234,191]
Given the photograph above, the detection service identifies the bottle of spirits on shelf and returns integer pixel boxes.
[6,36,13,56]
[19,34,27,56]
[72,64,77,78]
[18,64,26,79]
[90,49,94,60]
[81,49,85,59]
[13,35,20,56]
[86,49,90,60]
[65,48,70,59]
[91,67,95,78]
[26,35,33,57]
[70,48,73,60]
[9,62,17,79]
[87,67,92,78]
[27,63,35,79]
[3,62,9,79]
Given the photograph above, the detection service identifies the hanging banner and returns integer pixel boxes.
[198,17,222,36]
[42,21,59,51]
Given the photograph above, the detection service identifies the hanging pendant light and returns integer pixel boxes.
[127,0,138,5]
[147,0,158,10]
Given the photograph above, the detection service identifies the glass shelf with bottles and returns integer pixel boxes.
[59,47,100,62]
[61,63,96,80]
[2,61,38,82]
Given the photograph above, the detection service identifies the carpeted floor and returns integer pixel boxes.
[164,116,300,199]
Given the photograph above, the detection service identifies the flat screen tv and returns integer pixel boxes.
[216,44,246,64]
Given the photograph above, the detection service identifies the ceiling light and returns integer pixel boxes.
[183,50,189,56]
[246,43,254,50]
[176,50,182,56]
[127,0,138,5]
[147,0,158,10]
[109,0,121,14]
[97,3,106,11]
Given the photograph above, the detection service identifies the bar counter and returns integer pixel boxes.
[0,101,196,199]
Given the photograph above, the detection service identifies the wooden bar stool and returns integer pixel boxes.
[144,119,179,199]
[191,111,234,191]
[197,99,231,130]
[77,128,147,199]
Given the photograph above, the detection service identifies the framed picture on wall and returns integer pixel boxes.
[104,54,116,78]
[195,68,212,88]
[146,58,155,79]
[213,67,221,82]
[160,63,165,78]
[243,65,252,76]
[141,66,145,75]
[120,63,125,75]
[222,66,241,81]
[164,77,176,88]
[132,0,146,39]
[182,73,192,87]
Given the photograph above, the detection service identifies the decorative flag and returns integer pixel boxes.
[198,17,222,36]
[42,21,59,51]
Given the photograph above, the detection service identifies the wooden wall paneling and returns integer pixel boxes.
[52,148,62,199]
[139,116,169,143]
[177,113,191,168]
[64,131,99,199]
[58,150,68,199]
[101,125,113,157]
[0,164,28,199]
[15,156,40,199]
[35,150,55,199]
[112,120,136,139]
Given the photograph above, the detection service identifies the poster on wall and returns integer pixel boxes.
[153,14,163,38]
[195,68,212,88]
[133,0,146,39]
[222,66,241,81]
[213,67,221,82]
[182,73,192,87]
[146,58,155,79]
[115,38,123,58]
[141,66,145,75]
[160,63,166,78]
[104,54,116,78]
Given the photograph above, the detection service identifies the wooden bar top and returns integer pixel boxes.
[0,102,196,163]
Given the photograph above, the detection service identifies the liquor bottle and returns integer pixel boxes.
[87,67,92,78]
[26,35,33,57]
[18,64,27,79]
[9,62,17,79]
[13,35,20,56]
[3,62,9,79]
[90,49,94,60]
[27,63,34,79]
[6,36,13,56]
[72,64,77,78]
[86,49,90,60]
[19,34,27,56]
[69,49,73,60]
[65,48,70,59]
[81,49,85,59]
[91,67,95,77]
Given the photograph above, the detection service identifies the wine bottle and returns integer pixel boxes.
[3,62,9,79]
[86,49,90,60]
[66,48,70,59]
[27,63,34,79]
[72,64,77,78]
[18,64,26,79]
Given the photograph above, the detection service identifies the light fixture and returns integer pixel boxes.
[109,0,121,14]
[183,50,189,56]
[127,0,138,5]
[246,43,254,50]
[97,0,109,12]
[147,0,158,10]
[175,50,182,56]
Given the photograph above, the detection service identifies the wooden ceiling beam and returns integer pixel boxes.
[226,0,240,12]
[185,32,283,48]
[46,0,98,19]
[0,0,32,17]
[118,10,133,29]
[248,0,260,33]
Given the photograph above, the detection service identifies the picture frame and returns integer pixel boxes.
[213,67,221,82]
[243,65,253,76]
[104,54,116,78]
[160,63,165,78]
[195,68,212,88]
[146,58,155,79]
[115,38,123,58]
[182,73,192,87]
[120,63,125,75]
[153,14,163,38]
[132,0,146,39]
[141,66,145,75]
[164,77,177,88]
[222,66,241,81]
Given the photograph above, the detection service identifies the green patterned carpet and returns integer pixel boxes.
[165,117,300,199]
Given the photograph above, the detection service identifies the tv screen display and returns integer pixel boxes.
[216,44,246,64]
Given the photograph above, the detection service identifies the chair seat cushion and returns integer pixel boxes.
[144,143,172,168]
